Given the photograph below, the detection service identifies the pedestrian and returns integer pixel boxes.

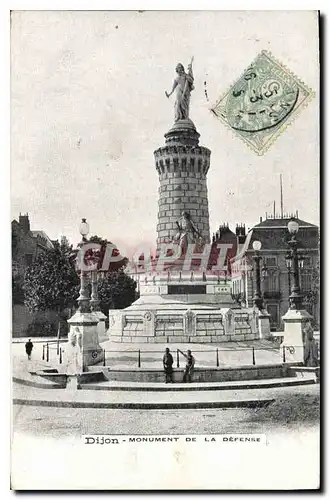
[179,349,195,382]
[25,338,33,360]
[163,347,174,383]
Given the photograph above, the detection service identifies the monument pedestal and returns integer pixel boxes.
[281,308,312,364]
[108,272,260,343]
[67,311,103,370]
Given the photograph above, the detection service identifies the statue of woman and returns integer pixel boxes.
[165,59,194,122]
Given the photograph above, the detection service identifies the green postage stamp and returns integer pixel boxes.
[211,50,315,155]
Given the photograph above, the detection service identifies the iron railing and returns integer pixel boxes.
[96,346,303,368]
[41,343,306,368]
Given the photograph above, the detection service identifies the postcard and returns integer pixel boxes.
[11,9,320,490]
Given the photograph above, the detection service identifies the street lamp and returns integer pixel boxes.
[261,263,268,279]
[298,254,304,269]
[285,252,292,296]
[90,270,101,312]
[79,218,89,242]
[287,220,303,310]
[252,240,263,310]
[77,218,91,313]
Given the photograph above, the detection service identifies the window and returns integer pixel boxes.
[303,256,311,267]
[301,273,312,292]
[265,256,277,267]
[263,270,279,292]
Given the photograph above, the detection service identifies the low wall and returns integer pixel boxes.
[88,363,291,383]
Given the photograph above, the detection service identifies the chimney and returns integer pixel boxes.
[236,224,246,244]
[19,213,30,233]
[259,216,262,223]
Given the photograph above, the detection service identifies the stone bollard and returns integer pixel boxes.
[66,375,78,391]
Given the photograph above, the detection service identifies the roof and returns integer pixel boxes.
[31,230,54,249]
[253,217,318,229]
[232,217,319,261]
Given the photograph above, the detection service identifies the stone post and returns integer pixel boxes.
[281,308,312,363]
[257,309,272,339]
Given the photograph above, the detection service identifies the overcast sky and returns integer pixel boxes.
[11,10,319,251]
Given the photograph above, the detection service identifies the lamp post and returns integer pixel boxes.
[261,263,268,298]
[285,252,292,298]
[252,240,263,310]
[90,270,100,312]
[281,220,312,364]
[286,220,303,310]
[67,218,103,371]
[252,240,271,339]
[77,218,91,313]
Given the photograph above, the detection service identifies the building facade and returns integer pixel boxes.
[12,213,54,275]
[230,214,319,330]
[12,213,55,336]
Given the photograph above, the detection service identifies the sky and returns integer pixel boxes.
[11,10,319,251]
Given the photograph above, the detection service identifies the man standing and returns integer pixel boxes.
[179,349,195,382]
[163,348,174,383]
[25,339,33,360]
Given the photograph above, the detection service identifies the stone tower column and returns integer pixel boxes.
[154,119,211,248]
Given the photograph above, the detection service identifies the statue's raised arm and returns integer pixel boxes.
[165,58,195,122]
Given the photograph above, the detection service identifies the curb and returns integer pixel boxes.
[82,378,315,392]
[13,398,275,410]
[12,376,66,390]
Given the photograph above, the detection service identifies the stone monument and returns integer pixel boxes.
[108,59,262,344]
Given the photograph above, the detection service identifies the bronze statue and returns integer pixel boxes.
[165,58,194,121]
[174,211,203,250]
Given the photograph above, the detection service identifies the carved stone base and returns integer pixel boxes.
[67,311,103,371]
[281,308,312,363]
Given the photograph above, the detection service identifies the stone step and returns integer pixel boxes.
[12,380,318,410]
[81,376,316,392]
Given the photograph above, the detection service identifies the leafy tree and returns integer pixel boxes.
[88,235,128,272]
[98,270,137,314]
[23,233,138,337]
[23,238,80,319]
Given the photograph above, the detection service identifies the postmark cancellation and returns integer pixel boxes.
[211,50,315,155]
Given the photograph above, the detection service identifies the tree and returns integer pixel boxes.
[88,235,128,272]
[88,235,137,312]
[23,238,80,320]
[98,270,137,314]
[23,233,138,336]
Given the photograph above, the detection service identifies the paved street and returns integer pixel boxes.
[12,384,319,439]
